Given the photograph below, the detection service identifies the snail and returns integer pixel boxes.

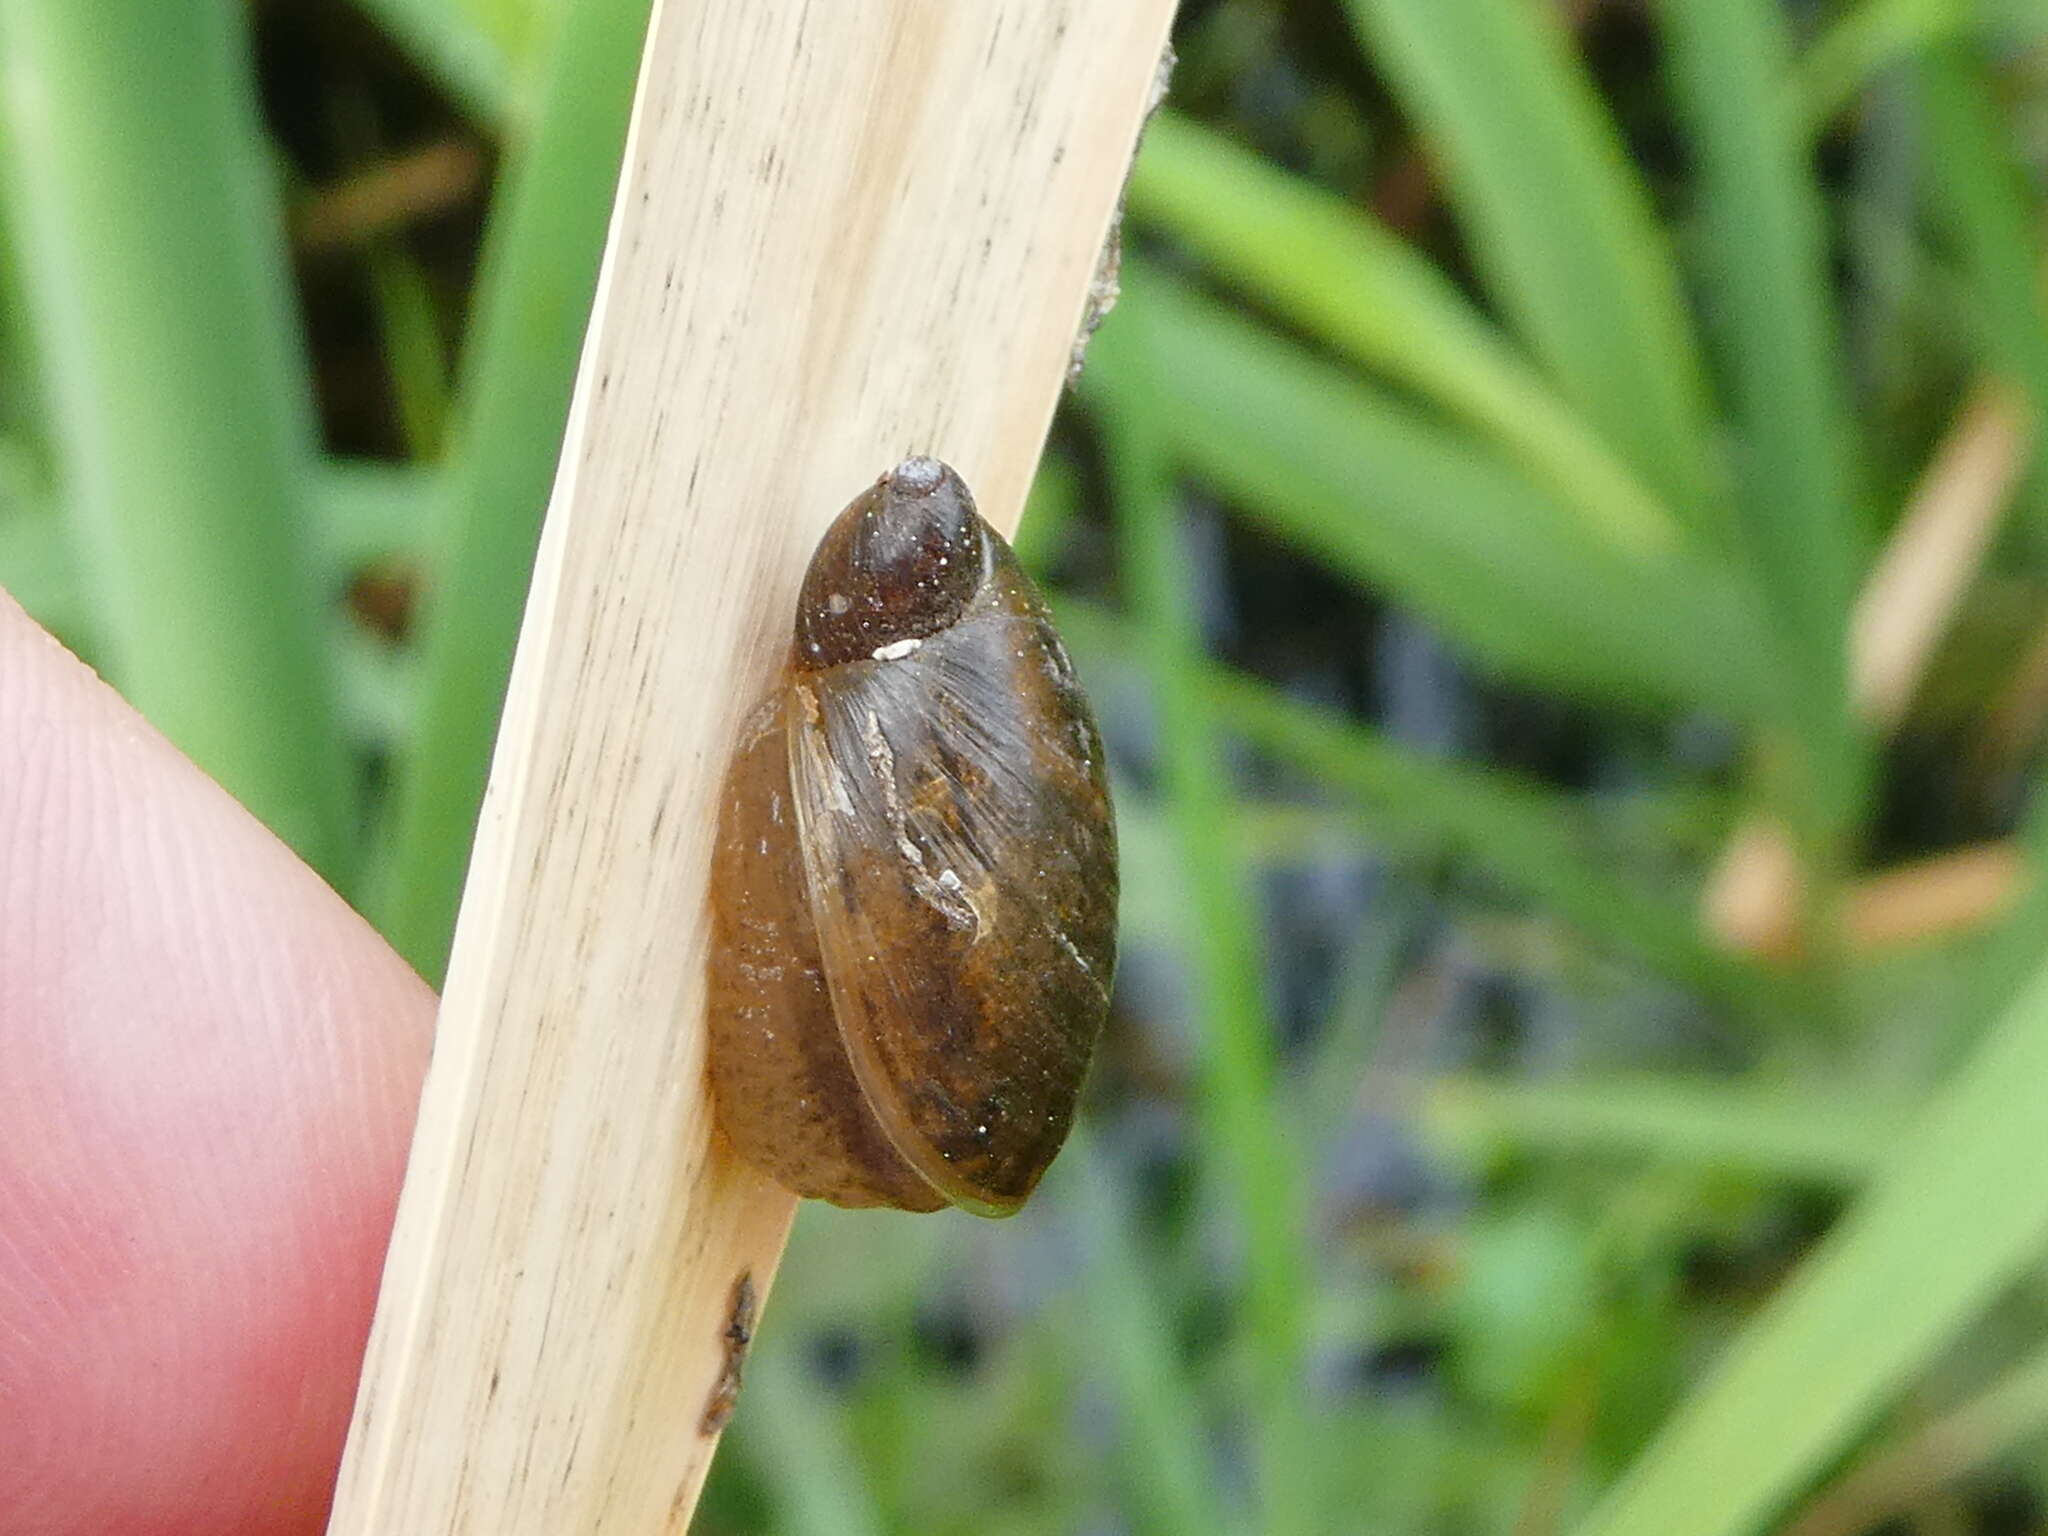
[707,456,1118,1215]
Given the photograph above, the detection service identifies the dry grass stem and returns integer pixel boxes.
[1851,384,2031,730]
[294,139,486,252]
[1704,384,2033,955]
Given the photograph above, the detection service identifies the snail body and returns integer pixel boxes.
[708,458,1117,1216]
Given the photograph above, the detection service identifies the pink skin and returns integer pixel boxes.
[0,592,434,1535]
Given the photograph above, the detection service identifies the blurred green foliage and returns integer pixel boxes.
[6,1,2048,1533]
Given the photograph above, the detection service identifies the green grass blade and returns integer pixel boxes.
[0,453,430,751]
[1098,311,1316,1535]
[365,236,454,459]
[317,458,443,572]
[1115,799,1378,944]
[1341,0,1721,529]
[1105,267,1764,720]
[3,455,443,611]
[1059,1128,1231,1536]
[374,0,654,981]
[1915,42,2048,445]
[1653,0,1868,850]
[350,0,516,124]
[1198,656,1759,1007]
[0,499,81,640]
[0,0,352,880]
[1009,450,1080,575]
[1958,804,2048,1035]
[1127,112,1685,559]
[1797,0,1968,135]
[737,1342,887,1536]
[1782,1337,2048,1536]
[1425,1074,1895,1187]
[334,619,419,754]
[1571,950,2048,1536]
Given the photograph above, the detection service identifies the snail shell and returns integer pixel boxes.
[708,457,1118,1215]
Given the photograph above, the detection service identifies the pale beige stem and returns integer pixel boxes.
[1851,383,2032,732]
[1842,841,2026,953]
[1701,817,1807,960]
[1703,385,2034,957]
[293,139,486,253]
[1707,837,2027,963]
[325,4,1178,1531]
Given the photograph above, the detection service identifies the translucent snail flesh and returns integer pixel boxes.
[708,457,1118,1216]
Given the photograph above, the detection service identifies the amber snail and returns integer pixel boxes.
[707,457,1118,1216]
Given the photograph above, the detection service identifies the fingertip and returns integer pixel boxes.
[0,593,434,1535]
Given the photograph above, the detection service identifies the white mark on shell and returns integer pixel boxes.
[862,713,901,821]
[1056,929,1111,1001]
[937,868,990,941]
[827,764,856,818]
[858,708,983,934]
